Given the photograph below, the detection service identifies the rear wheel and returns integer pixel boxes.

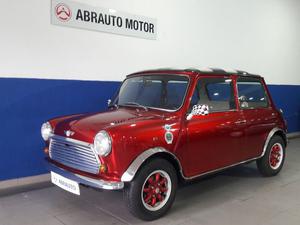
[123,158,177,221]
[256,135,285,176]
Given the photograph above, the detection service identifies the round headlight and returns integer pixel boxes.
[93,130,112,156]
[41,122,53,141]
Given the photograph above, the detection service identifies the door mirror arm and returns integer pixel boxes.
[186,113,193,120]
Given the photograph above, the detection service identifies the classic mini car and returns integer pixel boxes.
[42,68,287,220]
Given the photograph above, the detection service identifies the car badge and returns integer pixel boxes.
[164,124,173,144]
[165,131,173,144]
[164,124,171,131]
[64,130,75,137]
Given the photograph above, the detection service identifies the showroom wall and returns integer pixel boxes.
[0,0,299,181]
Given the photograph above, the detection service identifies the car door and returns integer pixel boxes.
[236,77,277,159]
[185,76,247,177]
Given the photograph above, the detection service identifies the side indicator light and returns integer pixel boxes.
[100,164,107,173]
[44,147,49,154]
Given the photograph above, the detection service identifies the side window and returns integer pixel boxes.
[237,78,269,109]
[189,77,236,112]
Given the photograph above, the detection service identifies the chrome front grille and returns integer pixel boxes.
[49,135,100,174]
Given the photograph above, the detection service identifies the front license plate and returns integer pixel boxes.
[51,171,80,195]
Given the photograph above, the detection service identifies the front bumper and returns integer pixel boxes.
[45,160,124,190]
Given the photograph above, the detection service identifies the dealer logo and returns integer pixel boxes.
[55,3,72,22]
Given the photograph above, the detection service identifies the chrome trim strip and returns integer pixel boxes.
[49,135,101,174]
[50,134,92,148]
[50,134,99,164]
[121,147,182,182]
[183,156,260,180]
[261,127,285,157]
[121,146,271,182]
[45,160,124,190]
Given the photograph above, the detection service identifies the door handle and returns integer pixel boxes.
[235,119,246,125]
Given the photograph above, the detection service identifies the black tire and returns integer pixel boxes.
[123,158,178,221]
[256,135,286,177]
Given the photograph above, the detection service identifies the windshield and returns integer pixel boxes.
[115,75,189,111]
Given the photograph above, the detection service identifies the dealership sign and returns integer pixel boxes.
[51,0,157,40]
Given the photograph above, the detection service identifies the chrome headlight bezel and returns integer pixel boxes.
[41,122,53,141]
[93,130,112,157]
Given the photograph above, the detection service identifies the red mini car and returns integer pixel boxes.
[42,68,287,220]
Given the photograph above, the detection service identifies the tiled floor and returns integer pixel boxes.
[0,138,299,225]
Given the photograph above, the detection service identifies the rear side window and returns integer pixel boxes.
[237,77,269,109]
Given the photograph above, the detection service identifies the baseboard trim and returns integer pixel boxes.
[287,132,300,139]
[0,173,50,192]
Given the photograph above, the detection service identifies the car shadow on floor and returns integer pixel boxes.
[167,163,265,216]
[71,162,262,224]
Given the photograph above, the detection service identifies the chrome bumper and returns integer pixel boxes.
[45,160,124,190]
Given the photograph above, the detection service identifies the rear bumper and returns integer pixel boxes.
[45,160,124,190]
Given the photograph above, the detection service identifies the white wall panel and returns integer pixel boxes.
[0,0,299,84]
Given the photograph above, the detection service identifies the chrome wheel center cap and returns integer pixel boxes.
[155,188,160,194]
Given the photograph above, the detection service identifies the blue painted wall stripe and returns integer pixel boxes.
[0,78,299,181]
[0,78,120,181]
[268,85,300,133]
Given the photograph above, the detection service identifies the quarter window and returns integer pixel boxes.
[237,77,269,109]
[189,77,236,112]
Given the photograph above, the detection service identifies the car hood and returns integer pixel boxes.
[53,108,167,142]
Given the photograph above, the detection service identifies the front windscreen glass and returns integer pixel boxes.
[115,75,189,111]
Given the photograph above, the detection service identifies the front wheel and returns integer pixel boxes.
[123,158,178,221]
[256,135,286,177]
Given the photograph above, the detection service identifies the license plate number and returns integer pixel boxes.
[51,171,80,195]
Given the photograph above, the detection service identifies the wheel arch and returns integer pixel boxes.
[273,130,287,147]
[121,147,184,182]
[261,127,287,157]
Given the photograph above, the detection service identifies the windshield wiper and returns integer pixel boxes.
[119,102,148,111]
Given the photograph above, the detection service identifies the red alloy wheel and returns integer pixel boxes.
[269,143,283,170]
[141,170,172,211]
